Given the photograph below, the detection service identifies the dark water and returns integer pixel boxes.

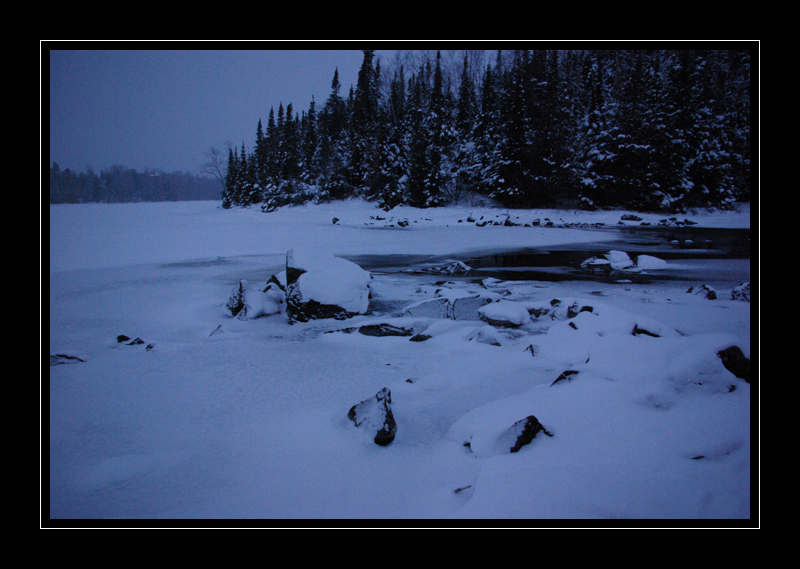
[355,226,752,286]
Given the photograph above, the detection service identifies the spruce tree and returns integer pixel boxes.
[221,147,236,208]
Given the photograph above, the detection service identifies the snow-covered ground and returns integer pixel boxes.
[48,199,753,524]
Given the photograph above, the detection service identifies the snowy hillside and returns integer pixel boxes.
[48,200,753,524]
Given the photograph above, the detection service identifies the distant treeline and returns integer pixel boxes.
[49,163,222,204]
[223,48,751,213]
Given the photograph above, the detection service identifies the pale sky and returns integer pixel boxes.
[48,47,396,175]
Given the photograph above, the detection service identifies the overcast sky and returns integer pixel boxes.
[48,48,398,175]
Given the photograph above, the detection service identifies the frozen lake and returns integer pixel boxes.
[48,201,753,523]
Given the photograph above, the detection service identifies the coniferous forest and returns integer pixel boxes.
[222,49,752,213]
[49,164,223,204]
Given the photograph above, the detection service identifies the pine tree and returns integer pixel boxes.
[405,69,429,208]
[282,102,300,182]
[474,62,503,199]
[302,97,319,182]
[350,50,380,191]
[375,66,408,210]
[421,51,447,207]
[318,68,350,200]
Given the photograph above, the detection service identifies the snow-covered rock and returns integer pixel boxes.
[347,387,397,446]
[605,250,637,270]
[226,279,282,320]
[464,325,503,346]
[687,284,718,300]
[404,290,499,321]
[478,301,532,327]
[581,251,666,273]
[286,249,371,323]
[732,282,751,302]
[403,297,451,319]
[635,255,668,270]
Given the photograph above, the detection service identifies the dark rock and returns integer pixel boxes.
[347,387,397,446]
[551,370,579,386]
[332,217,340,225]
[128,337,144,346]
[567,302,593,318]
[731,282,750,302]
[266,273,285,291]
[506,415,553,453]
[632,324,660,338]
[358,323,414,337]
[621,214,643,221]
[289,299,359,322]
[687,284,717,300]
[718,346,751,383]
[397,219,409,227]
[50,354,85,366]
[116,335,131,343]
[409,333,432,342]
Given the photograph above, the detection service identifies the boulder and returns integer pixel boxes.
[731,282,751,302]
[580,256,612,273]
[717,346,751,383]
[687,284,717,300]
[403,297,451,319]
[286,249,371,323]
[347,387,397,446]
[444,261,471,274]
[550,370,579,386]
[452,294,494,321]
[497,415,553,453]
[226,279,281,320]
[464,325,503,347]
[478,301,531,327]
[357,323,414,337]
[582,250,662,273]
[635,255,667,270]
[604,250,636,271]
[50,354,85,366]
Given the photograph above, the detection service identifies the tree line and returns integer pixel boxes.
[49,163,223,204]
[222,48,751,213]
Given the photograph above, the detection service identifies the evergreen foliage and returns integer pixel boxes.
[217,48,754,213]
[50,163,222,204]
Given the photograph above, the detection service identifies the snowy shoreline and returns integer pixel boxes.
[49,199,750,274]
[48,200,753,523]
